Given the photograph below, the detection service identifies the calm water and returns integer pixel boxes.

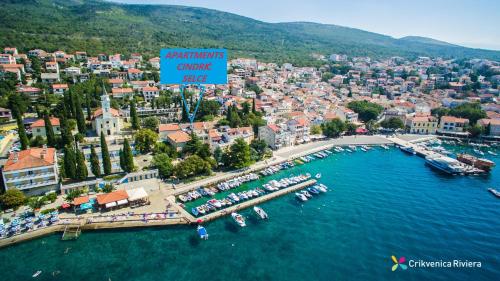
[1,146,499,281]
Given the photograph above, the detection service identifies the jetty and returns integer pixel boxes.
[196,179,317,222]
[61,225,81,240]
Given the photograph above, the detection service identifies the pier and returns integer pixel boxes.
[196,179,317,222]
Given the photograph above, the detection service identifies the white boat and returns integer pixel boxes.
[487,151,497,156]
[400,145,416,155]
[381,144,390,150]
[207,199,222,208]
[301,190,312,198]
[315,184,327,193]
[231,212,246,227]
[253,206,268,219]
[295,192,308,201]
[360,147,367,152]
[197,225,208,239]
[315,173,321,179]
[488,188,500,198]
[32,271,42,278]
[425,155,464,175]
[346,149,353,153]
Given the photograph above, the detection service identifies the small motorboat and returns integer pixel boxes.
[231,212,246,227]
[253,206,268,219]
[308,187,320,195]
[487,151,497,156]
[315,173,321,179]
[191,207,199,216]
[32,271,42,278]
[315,184,327,193]
[207,199,222,208]
[301,190,312,198]
[197,225,208,240]
[295,192,308,202]
[178,195,188,202]
[196,206,206,215]
[360,147,367,152]
[488,188,500,198]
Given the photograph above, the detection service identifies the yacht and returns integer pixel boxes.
[301,190,312,198]
[191,207,199,216]
[207,199,222,208]
[425,155,464,175]
[295,192,308,201]
[231,212,246,227]
[253,206,269,219]
[315,184,327,193]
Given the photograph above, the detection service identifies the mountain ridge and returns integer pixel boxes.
[0,0,499,64]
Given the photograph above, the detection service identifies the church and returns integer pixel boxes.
[92,87,123,136]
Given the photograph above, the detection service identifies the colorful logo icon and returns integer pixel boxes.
[391,255,408,271]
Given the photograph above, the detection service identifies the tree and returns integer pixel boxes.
[44,113,57,147]
[90,144,101,177]
[449,103,487,124]
[74,93,86,134]
[100,133,112,175]
[380,117,404,130]
[75,150,88,180]
[174,155,211,179]
[310,125,322,135]
[182,133,202,156]
[122,138,134,172]
[152,153,174,179]
[59,112,73,147]
[223,138,253,169]
[431,107,450,119]
[467,124,484,138]
[214,146,223,165]
[63,146,77,179]
[142,116,159,131]
[130,100,140,130]
[134,129,158,153]
[347,101,384,122]
[119,149,125,171]
[0,189,27,209]
[16,115,29,150]
[321,118,347,138]
[250,139,268,160]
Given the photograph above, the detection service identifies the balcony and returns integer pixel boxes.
[6,171,55,182]
[12,180,58,191]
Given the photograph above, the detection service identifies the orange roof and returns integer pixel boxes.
[31,117,60,128]
[96,190,128,205]
[92,108,120,119]
[127,68,142,74]
[52,84,68,89]
[159,123,180,132]
[4,148,56,171]
[441,116,468,123]
[167,131,191,143]
[268,124,280,132]
[111,88,133,95]
[142,86,159,92]
[73,196,89,206]
[108,78,123,84]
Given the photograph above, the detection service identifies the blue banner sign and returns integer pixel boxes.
[160,48,227,84]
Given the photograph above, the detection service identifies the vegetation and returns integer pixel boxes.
[380,117,404,130]
[63,146,77,180]
[347,101,384,122]
[449,103,487,125]
[44,113,57,147]
[121,139,135,173]
[65,189,84,202]
[222,138,253,169]
[321,118,346,138]
[310,125,322,135]
[174,155,212,179]
[152,153,174,179]
[100,133,112,175]
[90,144,101,177]
[142,116,159,131]
[130,100,140,130]
[134,129,159,153]
[0,189,27,210]
[75,150,88,180]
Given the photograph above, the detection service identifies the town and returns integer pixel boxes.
[0,46,499,245]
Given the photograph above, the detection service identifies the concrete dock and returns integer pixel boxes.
[196,179,317,223]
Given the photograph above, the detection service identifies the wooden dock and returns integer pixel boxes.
[196,179,317,223]
[61,225,81,240]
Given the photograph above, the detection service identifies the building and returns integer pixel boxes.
[2,147,59,195]
[478,119,500,137]
[159,123,181,140]
[30,117,61,138]
[438,116,469,135]
[0,107,12,120]
[287,118,310,143]
[92,87,123,136]
[406,115,438,134]
[334,107,359,123]
[81,144,124,174]
[166,131,191,151]
[259,124,292,150]
[142,86,160,102]
[51,83,68,95]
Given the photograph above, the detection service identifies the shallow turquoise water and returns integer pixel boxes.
[1,147,499,281]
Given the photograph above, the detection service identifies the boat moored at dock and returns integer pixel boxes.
[400,145,416,155]
[457,153,495,172]
[425,155,465,175]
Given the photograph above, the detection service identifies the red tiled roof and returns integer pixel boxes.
[52,84,68,89]
[73,196,89,206]
[159,123,180,132]
[441,116,468,123]
[31,117,60,128]
[142,86,159,92]
[92,108,120,119]
[4,148,56,171]
[96,190,128,205]
[167,131,191,143]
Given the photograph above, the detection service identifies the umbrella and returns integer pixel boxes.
[61,203,70,209]
[38,214,46,220]
[50,211,59,216]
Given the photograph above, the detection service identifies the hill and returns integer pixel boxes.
[1,0,499,65]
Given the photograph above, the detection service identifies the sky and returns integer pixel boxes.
[110,0,500,50]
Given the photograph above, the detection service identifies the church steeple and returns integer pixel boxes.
[101,83,111,119]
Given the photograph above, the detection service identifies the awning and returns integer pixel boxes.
[105,202,117,208]
[116,199,128,206]
[126,188,148,202]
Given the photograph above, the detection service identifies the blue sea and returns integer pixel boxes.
[0,146,499,281]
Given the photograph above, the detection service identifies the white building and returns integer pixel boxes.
[92,87,123,136]
[259,124,292,150]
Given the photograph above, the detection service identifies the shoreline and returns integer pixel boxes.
[0,134,434,249]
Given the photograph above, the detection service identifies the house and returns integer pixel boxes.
[81,144,124,174]
[287,118,310,143]
[109,78,124,88]
[111,88,134,99]
[92,88,123,136]
[0,54,16,65]
[142,86,160,102]
[258,124,292,150]
[149,57,160,69]
[478,119,500,137]
[31,117,61,138]
[438,116,469,135]
[127,68,143,80]
[51,83,68,95]
[3,47,18,55]
[334,106,359,123]
[159,123,181,140]
[75,51,88,60]
[41,72,60,84]
[406,115,438,134]
[2,147,59,195]
[0,64,25,81]
[45,61,59,73]
[64,66,81,76]
[17,86,42,101]
[166,131,191,151]
[0,107,12,120]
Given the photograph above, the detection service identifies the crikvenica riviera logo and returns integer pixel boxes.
[392,256,408,271]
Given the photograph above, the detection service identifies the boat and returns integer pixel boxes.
[191,207,199,216]
[207,199,222,208]
[380,144,390,150]
[400,145,416,155]
[178,195,188,202]
[253,206,269,219]
[231,212,246,227]
[487,188,500,198]
[301,190,312,198]
[315,173,321,179]
[360,147,367,152]
[487,151,498,156]
[457,153,495,172]
[197,225,209,240]
[32,271,42,278]
[346,149,353,153]
[308,187,320,195]
[348,145,357,151]
[315,184,327,193]
[295,192,308,201]
[473,149,485,156]
[425,155,465,175]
